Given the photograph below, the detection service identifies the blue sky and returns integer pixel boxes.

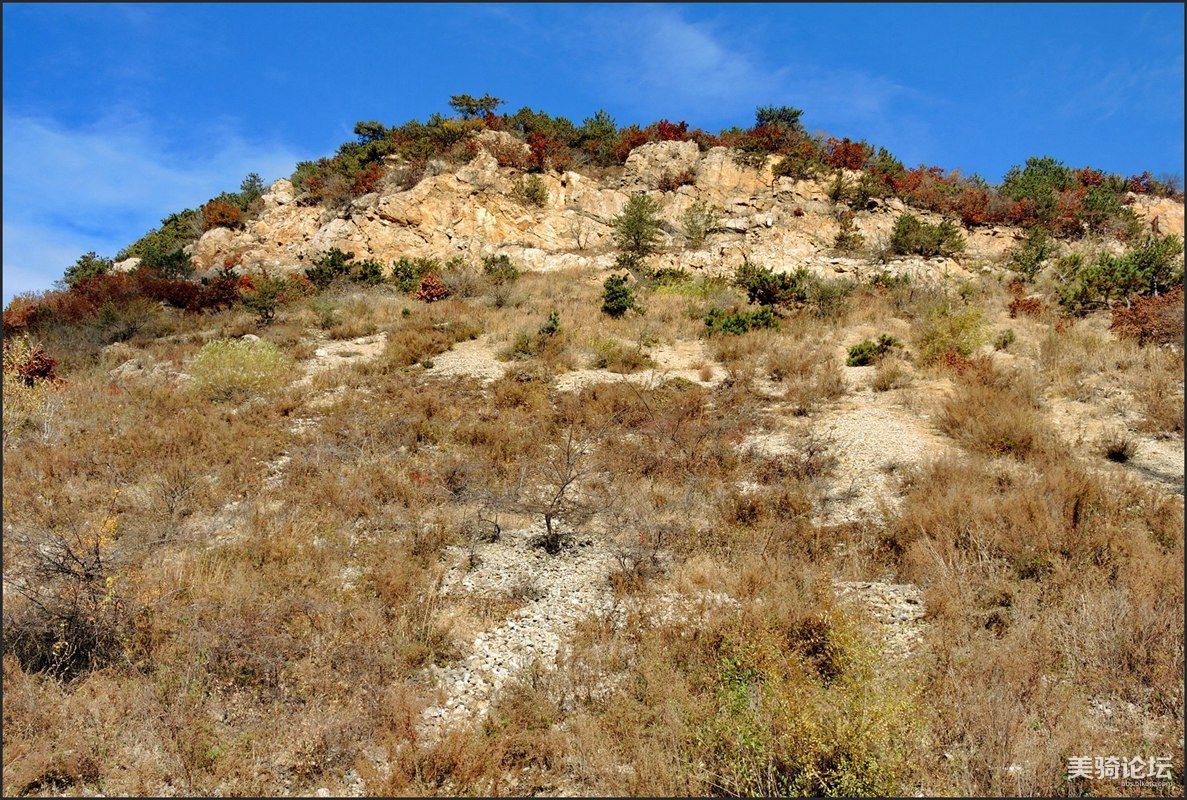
[4,3,1184,299]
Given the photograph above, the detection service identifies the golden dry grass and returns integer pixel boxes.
[2,260,1183,797]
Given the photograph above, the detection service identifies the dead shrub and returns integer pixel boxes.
[937,364,1053,459]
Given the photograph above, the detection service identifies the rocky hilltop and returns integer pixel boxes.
[178,133,1183,280]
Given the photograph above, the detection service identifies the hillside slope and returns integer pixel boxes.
[175,134,1183,281]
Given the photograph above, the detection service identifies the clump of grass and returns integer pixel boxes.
[871,357,910,392]
[189,337,293,401]
[937,363,1053,459]
[1099,429,1138,463]
[916,304,985,366]
[587,337,653,373]
[379,303,482,369]
[501,311,569,369]
[766,342,845,413]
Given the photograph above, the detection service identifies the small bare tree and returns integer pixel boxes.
[510,423,612,554]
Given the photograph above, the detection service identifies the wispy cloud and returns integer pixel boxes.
[573,6,927,135]
[2,111,306,299]
[1057,54,1185,120]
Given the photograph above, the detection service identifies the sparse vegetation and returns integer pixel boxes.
[889,213,965,258]
[512,174,549,207]
[3,94,1184,799]
[680,199,718,248]
[189,337,293,402]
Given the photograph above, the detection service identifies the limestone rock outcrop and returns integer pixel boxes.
[187,135,1182,282]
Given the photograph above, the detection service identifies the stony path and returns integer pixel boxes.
[296,331,387,386]
[418,528,616,735]
[834,580,927,660]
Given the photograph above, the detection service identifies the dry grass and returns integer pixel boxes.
[2,260,1183,797]
[886,454,1183,795]
[937,361,1055,459]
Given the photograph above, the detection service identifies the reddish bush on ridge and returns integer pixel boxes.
[612,126,649,163]
[1110,286,1185,346]
[825,137,872,170]
[527,132,572,172]
[654,119,690,141]
[201,199,243,232]
[1128,172,1154,194]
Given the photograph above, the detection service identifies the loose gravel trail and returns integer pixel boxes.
[418,527,616,736]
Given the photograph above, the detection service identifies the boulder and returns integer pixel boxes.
[624,140,701,186]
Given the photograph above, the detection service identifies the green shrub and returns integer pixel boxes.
[804,275,856,317]
[1056,234,1184,313]
[512,175,549,207]
[1000,156,1076,223]
[190,338,293,402]
[916,305,985,365]
[734,262,802,306]
[304,248,355,289]
[601,274,638,318]
[846,334,901,366]
[612,194,663,274]
[1006,227,1056,281]
[680,199,719,248]
[771,149,820,181]
[704,306,779,335]
[889,213,965,258]
[993,328,1017,351]
[833,212,865,254]
[481,254,520,285]
[61,252,113,288]
[240,275,287,326]
[350,259,386,286]
[116,209,200,269]
[733,263,853,315]
[391,256,439,292]
[645,267,691,287]
[448,93,504,119]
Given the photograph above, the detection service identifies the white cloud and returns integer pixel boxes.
[2,111,306,299]
[578,5,927,140]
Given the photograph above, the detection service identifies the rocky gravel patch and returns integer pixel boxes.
[297,332,387,386]
[834,580,927,659]
[815,399,947,524]
[419,526,615,735]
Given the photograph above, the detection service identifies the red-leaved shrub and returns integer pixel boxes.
[654,119,691,141]
[201,200,243,232]
[351,162,385,195]
[12,343,60,386]
[656,170,696,192]
[1110,286,1185,346]
[527,133,572,172]
[613,126,650,163]
[415,273,451,303]
[825,137,872,170]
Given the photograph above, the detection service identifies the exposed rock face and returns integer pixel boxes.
[188,137,1182,280]
[1130,194,1186,237]
[623,140,701,187]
